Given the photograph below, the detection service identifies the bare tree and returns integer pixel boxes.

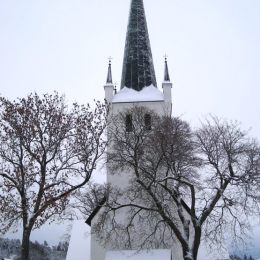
[94,107,260,260]
[0,93,107,260]
[73,182,108,217]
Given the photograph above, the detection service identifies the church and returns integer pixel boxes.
[85,0,175,259]
[83,0,229,260]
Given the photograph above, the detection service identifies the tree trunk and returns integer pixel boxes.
[182,227,202,260]
[192,227,201,260]
[21,227,32,260]
[183,246,195,260]
[183,252,195,260]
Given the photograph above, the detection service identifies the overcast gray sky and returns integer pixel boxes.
[1,0,260,248]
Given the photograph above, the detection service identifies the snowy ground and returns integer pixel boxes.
[65,220,260,259]
[105,249,171,260]
[66,220,230,260]
[5,220,260,259]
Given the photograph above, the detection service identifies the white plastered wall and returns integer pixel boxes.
[107,99,171,187]
[90,210,106,260]
[90,87,181,260]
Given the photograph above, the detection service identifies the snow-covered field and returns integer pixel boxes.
[105,249,171,260]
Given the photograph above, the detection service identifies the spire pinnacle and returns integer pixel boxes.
[106,57,113,84]
[164,55,170,82]
[121,0,157,91]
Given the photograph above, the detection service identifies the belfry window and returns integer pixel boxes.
[144,114,151,130]
[125,114,133,132]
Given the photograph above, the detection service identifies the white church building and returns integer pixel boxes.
[67,0,230,259]
[86,0,174,259]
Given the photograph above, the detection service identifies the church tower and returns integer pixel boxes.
[87,0,174,259]
[104,0,172,114]
[121,0,157,91]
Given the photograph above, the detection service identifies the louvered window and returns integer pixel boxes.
[144,114,151,130]
[125,114,133,132]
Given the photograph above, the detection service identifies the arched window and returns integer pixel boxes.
[144,114,151,130]
[125,114,133,132]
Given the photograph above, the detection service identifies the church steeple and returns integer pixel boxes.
[104,59,114,103]
[106,58,113,84]
[164,56,170,82]
[121,0,157,91]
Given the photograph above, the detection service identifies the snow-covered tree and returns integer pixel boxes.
[0,93,107,260]
[94,107,260,260]
[230,254,255,260]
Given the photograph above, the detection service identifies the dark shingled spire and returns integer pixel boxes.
[121,0,157,91]
[106,59,113,84]
[164,57,170,82]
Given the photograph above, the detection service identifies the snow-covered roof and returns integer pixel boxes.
[112,85,164,103]
[105,249,172,260]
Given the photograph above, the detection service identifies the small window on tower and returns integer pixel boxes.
[125,114,133,132]
[144,114,151,130]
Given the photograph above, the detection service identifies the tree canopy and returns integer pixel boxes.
[94,107,260,260]
[0,92,107,260]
